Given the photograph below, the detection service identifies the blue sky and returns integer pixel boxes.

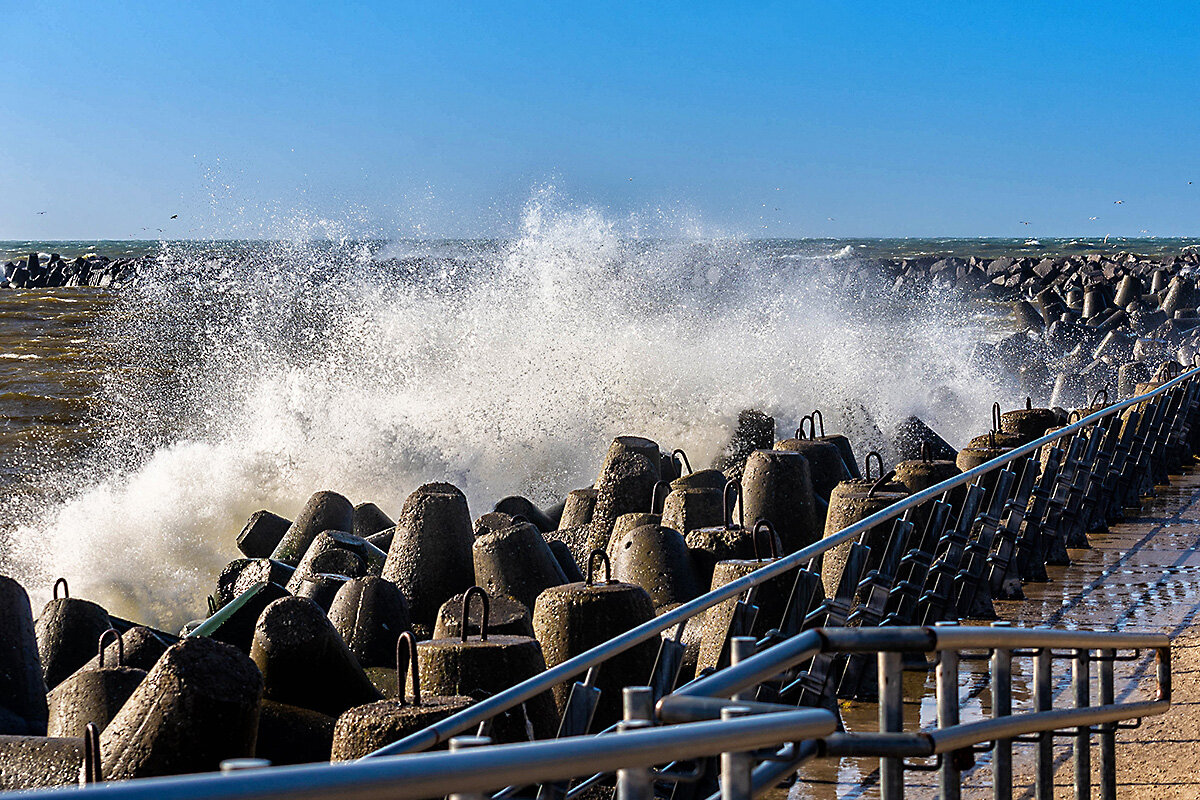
[2,1,1198,239]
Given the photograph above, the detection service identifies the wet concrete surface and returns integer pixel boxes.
[782,465,1200,799]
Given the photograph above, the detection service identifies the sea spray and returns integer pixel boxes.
[4,199,999,628]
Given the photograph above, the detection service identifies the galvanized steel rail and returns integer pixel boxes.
[371,364,1200,756]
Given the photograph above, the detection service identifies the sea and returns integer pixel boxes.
[2,225,1199,629]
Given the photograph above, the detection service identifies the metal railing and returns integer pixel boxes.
[368,363,1199,756]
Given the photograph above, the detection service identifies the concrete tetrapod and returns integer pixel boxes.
[531,550,657,729]
[431,590,534,640]
[382,482,476,636]
[236,510,292,559]
[0,576,48,735]
[99,637,262,780]
[693,521,792,677]
[331,632,472,760]
[740,448,821,553]
[684,480,756,591]
[610,522,702,611]
[819,456,909,599]
[35,579,112,691]
[0,735,83,791]
[270,490,355,566]
[472,521,567,611]
[416,587,558,742]
[47,629,146,738]
[250,596,382,717]
[774,427,850,502]
[327,575,412,669]
[807,409,862,478]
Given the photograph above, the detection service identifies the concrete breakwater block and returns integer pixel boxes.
[0,735,83,791]
[327,576,412,669]
[100,637,262,780]
[47,630,146,737]
[432,590,534,640]
[256,700,335,766]
[382,482,476,634]
[611,523,702,610]
[0,576,48,736]
[417,588,557,742]
[35,580,112,691]
[251,596,381,716]
[472,521,567,610]
[236,510,292,559]
[532,553,657,728]
[271,490,355,566]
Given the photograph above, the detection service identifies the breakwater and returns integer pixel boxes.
[1,239,1199,794]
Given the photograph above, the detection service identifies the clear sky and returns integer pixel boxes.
[2,1,1198,240]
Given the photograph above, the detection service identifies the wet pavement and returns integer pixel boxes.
[784,466,1200,799]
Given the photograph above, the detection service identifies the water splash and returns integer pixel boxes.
[6,195,998,628]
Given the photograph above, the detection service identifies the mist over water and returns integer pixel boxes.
[3,197,1001,628]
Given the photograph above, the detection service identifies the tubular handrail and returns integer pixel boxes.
[677,626,1172,703]
[14,709,838,800]
[370,365,1200,756]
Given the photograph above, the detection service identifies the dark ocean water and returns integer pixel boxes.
[4,236,1200,265]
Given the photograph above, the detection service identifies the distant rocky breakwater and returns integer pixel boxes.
[1,252,138,289]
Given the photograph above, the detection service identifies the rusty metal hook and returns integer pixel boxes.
[53,578,68,600]
[1068,409,1084,423]
[395,630,420,707]
[460,586,490,643]
[97,628,123,669]
[1092,387,1110,407]
[722,479,744,530]
[207,596,218,616]
[864,451,884,481]
[1025,396,1033,410]
[650,480,670,515]
[798,414,815,440]
[586,549,612,586]
[920,440,933,463]
[83,722,102,785]
[751,520,780,561]
[811,409,826,438]
[671,449,692,476]
[867,469,898,498]
[991,401,1002,434]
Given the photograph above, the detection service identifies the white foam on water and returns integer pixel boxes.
[5,195,1000,629]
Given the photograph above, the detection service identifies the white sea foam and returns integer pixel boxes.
[5,196,999,628]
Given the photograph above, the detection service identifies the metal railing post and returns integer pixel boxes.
[617,688,655,800]
[1074,650,1091,800]
[1035,644,1053,800]
[990,622,1013,800]
[879,650,905,800]
[448,737,493,800]
[936,622,961,800]
[730,637,757,703]
[719,707,753,800]
[1098,648,1116,800]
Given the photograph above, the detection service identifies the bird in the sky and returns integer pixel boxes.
[35,211,46,215]
[1114,200,1124,204]
[1089,216,1098,220]
[1019,221,1031,225]
[170,214,178,219]
[827,217,835,221]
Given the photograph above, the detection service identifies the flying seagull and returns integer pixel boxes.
[1089,216,1098,220]
[1019,221,1031,225]
[170,214,178,219]
[35,211,46,215]
[1114,200,1124,204]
